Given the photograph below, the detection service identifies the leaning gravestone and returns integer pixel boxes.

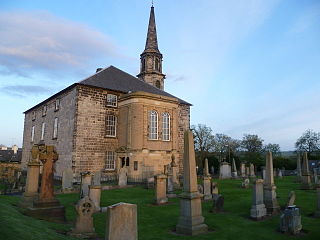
[280,206,302,235]
[212,194,224,213]
[250,179,266,220]
[105,202,138,240]
[69,196,96,238]
[62,168,73,192]
[286,191,296,208]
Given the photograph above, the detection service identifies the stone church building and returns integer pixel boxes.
[21,6,191,181]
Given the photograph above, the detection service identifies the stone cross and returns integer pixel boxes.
[176,130,208,235]
[296,154,302,182]
[154,174,168,204]
[70,196,96,238]
[250,179,266,220]
[105,202,137,240]
[38,145,58,203]
[80,172,92,198]
[232,158,238,177]
[286,191,296,208]
[301,152,312,190]
[62,168,73,192]
[263,151,280,215]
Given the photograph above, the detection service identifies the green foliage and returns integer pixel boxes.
[273,156,296,170]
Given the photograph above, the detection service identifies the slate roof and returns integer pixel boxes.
[0,150,22,163]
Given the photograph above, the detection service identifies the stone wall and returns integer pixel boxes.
[21,87,77,176]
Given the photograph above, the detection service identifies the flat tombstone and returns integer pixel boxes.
[287,191,296,208]
[212,194,224,213]
[62,169,73,190]
[92,171,101,186]
[105,202,137,240]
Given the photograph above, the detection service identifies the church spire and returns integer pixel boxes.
[137,5,165,90]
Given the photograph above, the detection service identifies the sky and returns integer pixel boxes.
[0,0,319,150]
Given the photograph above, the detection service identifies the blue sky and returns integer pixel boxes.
[0,0,319,150]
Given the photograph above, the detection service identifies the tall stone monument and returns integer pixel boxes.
[105,202,138,240]
[263,152,280,215]
[231,158,238,178]
[19,145,41,208]
[296,154,302,182]
[301,152,312,190]
[176,131,208,235]
[250,179,267,220]
[202,158,212,200]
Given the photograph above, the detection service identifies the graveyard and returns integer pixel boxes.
[0,176,319,240]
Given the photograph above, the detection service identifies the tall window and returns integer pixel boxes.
[42,105,47,116]
[162,112,170,141]
[53,117,58,139]
[105,151,115,170]
[107,94,117,107]
[55,99,60,111]
[31,126,35,142]
[106,115,117,137]
[155,58,160,71]
[32,111,36,121]
[149,110,158,140]
[41,122,46,140]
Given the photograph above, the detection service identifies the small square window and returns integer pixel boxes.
[42,105,47,117]
[55,99,60,111]
[106,94,117,107]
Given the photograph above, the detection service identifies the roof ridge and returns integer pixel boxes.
[77,65,113,83]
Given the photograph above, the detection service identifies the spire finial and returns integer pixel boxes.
[152,0,154,7]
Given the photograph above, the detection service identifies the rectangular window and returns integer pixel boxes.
[32,111,36,121]
[149,110,158,140]
[42,105,47,116]
[106,94,117,107]
[162,113,170,141]
[105,151,115,170]
[106,115,116,137]
[134,161,138,171]
[31,126,35,142]
[53,117,58,139]
[55,99,60,111]
[41,122,46,140]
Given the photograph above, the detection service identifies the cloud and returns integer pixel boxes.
[166,73,187,82]
[0,85,52,97]
[0,10,124,77]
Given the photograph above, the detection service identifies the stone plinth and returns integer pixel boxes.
[80,172,92,198]
[219,162,231,179]
[301,152,312,190]
[105,202,137,240]
[280,206,302,235]
[264,152,280,215]
[155,174,168,204]
[250,179,266,220]
[89,185,102,212]
[176,131,207,236]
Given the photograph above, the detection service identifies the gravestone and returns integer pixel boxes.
[219,162,231,179]
[241,178,250,188]
[176,130,208,235]
[314,187,320,218]
[245,166,250,176]
[62,168,73,193]
[19,145,41,208]
[240,163,246,177]
[92,171,101,186]
[313,168,318,184]
[211,182,219,195]
[105,202,137,240]
[171,155,180,188]
[301,152,312,190]
[264,152,280,215]
[261,167,266,180]
[211,166,215,176]
[280,206,302,235]
[118,167,128,187]
[278,169,283,179]
[286,191,296,208]
[167,165,176,198]
[154,174,168,204]
[296,154,302,182]
[231,158,238,178]
[80,172,92,198]
[69,196,96,238]
[197,184,204,194]
[212,194,224,213]
[89,185,102,212]
[250,179,267,220]
[249,163,256,177]
[146,177,154,189]
[203,158,212,200]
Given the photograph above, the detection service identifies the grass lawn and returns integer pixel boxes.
[0,176,319,239]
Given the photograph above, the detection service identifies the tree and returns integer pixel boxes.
[191,124,215,169]
[212,133,231,162]
[295,129,320,154]
[264,143,281,156]
[240,134,264,166]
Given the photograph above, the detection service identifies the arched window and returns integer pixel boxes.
[155,80,161,89]
[162,112,170,141]
[155,58,159,71]
[149,110,158,140]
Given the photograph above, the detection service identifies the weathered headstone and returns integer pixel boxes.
[249,163,256,177]
[211,182,219,195]
[203,158,212,200]
[212,194,224,213]
[89,185,102,212]
[171,154,180,188]
[105,202,137,240]
[146,177,154,189]
[80,171,92,198]
[19,145,41,208]
[261,166,266,180]
[280,206,302,235]
[296,154,302,182]
[301,152,312,190]
[154,174,168,204]
[197,184,204,194]
[240,163,246,177]
[264,152,280,215]
[176,131,208,235]
[245,166,250,176]
[219,162,231,179]
[62,168,73,193]
[167,165,176,198]
[69,196,96,238]
[118,167,128,187]
[250,179,267,220]
[241,178,250,188]
[286,191,296,208]
[232,158,238,178]
[314,187,320,218]
[278,169,283,179]
[313,168,318,184]
[92,171,101,186]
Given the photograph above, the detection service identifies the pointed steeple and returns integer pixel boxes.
[144,6,159,52]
